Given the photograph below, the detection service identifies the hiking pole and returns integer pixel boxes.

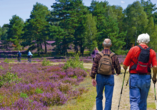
[118,70,126,110]
[126,74,130,86]
[154,83,157,110]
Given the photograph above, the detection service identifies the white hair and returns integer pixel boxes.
[137,33,150,44]
[103,39,112,47]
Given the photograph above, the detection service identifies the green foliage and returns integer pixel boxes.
[42,58,50,66]
[84,14,97,54]
[4,58,9,63]
[0,66,4,70]
[20,92,28,98]
[0,72,21,87]
[2,0,157,55]
[63,54,84,70]
[22,3,50,56]
[0,95,3,101]
[4,58,14,63]
[73,76,77,79]
[115,50,129,55]
[124,1,148,45]
[7,15,24,50]
[35,88,43,94]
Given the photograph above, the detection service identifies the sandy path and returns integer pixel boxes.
[91,73,130,110]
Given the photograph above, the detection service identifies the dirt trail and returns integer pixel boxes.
[91,72,130,110]
[82,63,130,110]
[82,63,155,110]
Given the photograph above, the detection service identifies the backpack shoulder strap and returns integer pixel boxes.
[138,45,151,51]
[98,52,104,57]
[146,47,151,51]
[138,45,143,50]
[110,52,115,57]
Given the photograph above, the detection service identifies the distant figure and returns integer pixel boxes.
[27,51,33,62]
[17,51,22,62]
[92,47,99,61]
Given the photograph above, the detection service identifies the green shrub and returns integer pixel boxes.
[20,92,28,98]
[63,54,84,70]
[0,66,4,70]
[4,58,9,63]
[73,76,77,79]
[42,58,50,66]
[0,72,21,87]
[115,49,129,55]
[58,83,72,93]
[35,88,43,94]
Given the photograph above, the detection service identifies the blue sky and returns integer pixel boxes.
[0,0,157,27]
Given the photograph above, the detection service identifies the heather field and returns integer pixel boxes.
[0,57,91,109]
[0,55,126,109]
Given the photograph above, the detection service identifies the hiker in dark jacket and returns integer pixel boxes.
[91,38,121,110]
[91,47,99,61]
[123,33,157,110]
[17,51,22,62]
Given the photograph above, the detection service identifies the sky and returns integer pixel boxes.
[0,0,157,27]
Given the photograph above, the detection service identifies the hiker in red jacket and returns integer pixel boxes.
[123,33,157,110]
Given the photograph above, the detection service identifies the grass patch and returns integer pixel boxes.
[49,76,96,110]
[147,103,155,109]
[63,54,85,70]
[42,58,51,66]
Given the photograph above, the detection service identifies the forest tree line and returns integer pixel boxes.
[0,0,157,56]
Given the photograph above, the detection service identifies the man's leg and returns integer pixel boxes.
[96,74,105,110]
[139,75,151,110]
[129,75,140,110]
[104,75,114,110]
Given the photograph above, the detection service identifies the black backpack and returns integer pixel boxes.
[130,45,151,73]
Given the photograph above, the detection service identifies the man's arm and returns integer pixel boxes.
[151,51,157,83]
[123,48,133,70]
[113,55,121,75]
[90,54,101,79]
[152,66,157,83]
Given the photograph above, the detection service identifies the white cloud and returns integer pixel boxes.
[121,1,125,3]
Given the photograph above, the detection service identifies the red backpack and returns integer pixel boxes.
[130,45,151,73]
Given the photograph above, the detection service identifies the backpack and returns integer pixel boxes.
[131,45,151,73]
[97,52,115,75]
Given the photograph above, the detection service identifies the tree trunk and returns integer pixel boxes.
[37,43,40,56]
[81,47,84,56]
[44,41,47,54]
[74,43,78,54]
[79,40,84,56]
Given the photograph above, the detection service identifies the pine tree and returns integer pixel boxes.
[22,3,50,56]
[7,15,24,50]
[124,1,148,46]
[84,14,97,54]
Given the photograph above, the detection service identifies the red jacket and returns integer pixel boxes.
[123,44,157,73]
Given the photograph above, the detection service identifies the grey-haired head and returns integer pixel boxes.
[103,38,112,48]
[137,33,150,44]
